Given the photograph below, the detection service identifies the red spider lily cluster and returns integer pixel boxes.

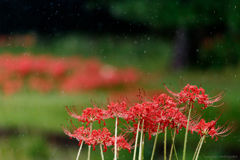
[0,53,139,95]
[62,84,232,160]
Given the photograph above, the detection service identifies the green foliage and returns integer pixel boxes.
[198,36,240,69]
[87,0,228,29]
[84,0,240,68]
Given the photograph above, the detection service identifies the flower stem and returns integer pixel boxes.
[164,127,167,160]
[114,117,118,160]
[150,123,160,160]
[100,144,104,160]
[76,141,84,160]
[194,136,205,160]
[133,120,141,160]
[192,137,203,160]
[138,119,144,160]
[141,133,145,160]
[169,128,178,160]
[183,103,192,160]
[87,123,93,160]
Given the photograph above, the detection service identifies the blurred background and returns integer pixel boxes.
[0,0,239,159]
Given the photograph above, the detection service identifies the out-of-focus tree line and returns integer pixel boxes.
[1,0,240,69]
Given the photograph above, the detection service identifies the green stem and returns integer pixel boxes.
[133,120,141,160]
[169,128,178,160]
[138,119,144,160]
[76,141,84,160]
[87,123,93,160]
[100,144,104,160]
[164,127,167,160]
[173,129,178,160]
[150,123,160,160]
[141,133,145,160]
[194,136,205,160]
[114,117,118,160]
[192,137,203,160]
[183,103,192,160]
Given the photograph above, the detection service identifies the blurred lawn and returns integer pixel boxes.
[0,33,239,159]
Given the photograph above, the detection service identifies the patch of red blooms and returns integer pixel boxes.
[62,84,232,154]
[0,53,140,95]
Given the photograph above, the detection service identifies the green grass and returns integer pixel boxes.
[0,91,110,133]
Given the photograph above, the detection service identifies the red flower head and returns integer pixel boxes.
[85,127,112,152]
[111,133,134,153]
[65,106,106,126]
[61,121,91,145]
[192,118,232,141]
[106,101,128,119]
[163,84,225,109]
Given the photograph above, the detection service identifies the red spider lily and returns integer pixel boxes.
[126,102,158,138]
[162,108,187,132]
[106,101,129,119]
[84,128,112,152]
[163,84,225,109]
[152,93,177,109]
[62,87,233,160]
[61,124,91,145]
[192,118,232,141]
[110,134,134,153]
[126,94,180,139]
[65,106,107,126]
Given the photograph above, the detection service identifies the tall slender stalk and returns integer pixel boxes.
[141,133,145,160]
[169,128,178,160]
[114,117,118,160]
[164,127,167,160]
[183,103,192,160]
[192,137,203,160]
[76,141,84,160]
[150,123,160,160]
[138,119,144,160]
[100,144,104,160]
[194,136,205,160]
[133,120,141,160]
[87,123,93,160]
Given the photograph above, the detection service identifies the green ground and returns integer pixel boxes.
[0,33,239,159]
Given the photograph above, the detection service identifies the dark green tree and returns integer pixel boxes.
[86,0,240,69]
